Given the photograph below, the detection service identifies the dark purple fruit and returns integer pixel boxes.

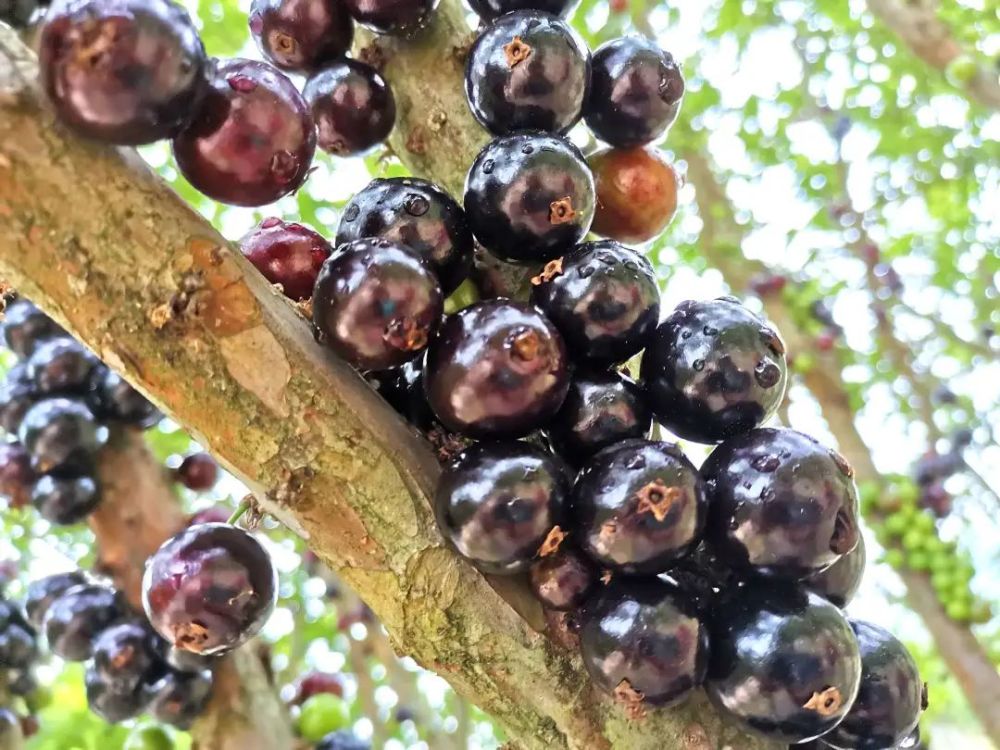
[569,439,706,574]
[0,442,35,509]
[530,240,659,364]
[706,582,862,743]
[312,238,443,371]
[368,359,435,430]
[702,427,861,579]
[176,452,219,491]
[435,441,568,574]
[85,665,155,723]
[464,132,595,263]
[466,0,576,22]
[304,60,395,156]
[86,366,161,427]
[317,731,372,750]
[546,370,651,464]
[148,668,214,729]
[249,0,353,73]
[465,11,590,135]
[805,534,866,609]
[43,583,123,661]
[26,337,97,395]
[579,577,708,707]
[91,622,163,693]
[342,0,436,35]
[240,218,332,302]
[0,623,37,669]
[173,59,315,207]
[0,363,38,435]
[423,300,569,438]
[25,571,88,628]
[823,621,924,750]
[292,671,346,703]
[18,398,108,475]
[640,297,788,443]
[336,178,473,294]
[529,547,595,610]
[7,668,38,696]
[31,473,100,524]
[39,0,207,144]
[585,36,684,147]
[142,523,277,656]
[0,299,63,359]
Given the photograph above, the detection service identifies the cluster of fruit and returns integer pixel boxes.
[0,298,161,525]
[0,590,40,739]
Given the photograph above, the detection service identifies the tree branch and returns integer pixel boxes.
[0,21,777,750]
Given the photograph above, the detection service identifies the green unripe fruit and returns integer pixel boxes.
[792,353,815,374]
[955,562,975,583]
[901,529,926,552]
[946,54,978,86]
[859,480,880,506]
[124,727,174,750]
[896,481,919,507]
[884,549,905,570]
[874,525,895,548]
[931,572,952,593]
[924,537,947,555]
[913,513,935,533]
[297,694,351,742]
[884,514,909,537]
[907,551,930,571]
[946,599,971,622]
[929,552,953,574]
[970,601,992,625]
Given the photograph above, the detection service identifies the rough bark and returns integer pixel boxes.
[0,19,782,750]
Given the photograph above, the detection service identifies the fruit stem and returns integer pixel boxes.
[228,499,251,526]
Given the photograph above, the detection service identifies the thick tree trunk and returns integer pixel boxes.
[0,21,780,750]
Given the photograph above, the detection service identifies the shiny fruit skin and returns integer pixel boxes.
[0,623,37,670]
[85,664,155,723]
[0,442,35,509]
[546,369,651,464]
[316,731,371,750]
[640,297,788,443]
[805,534,866,608]
[529,547,595,610]
[435,441,569,574]
[176,452,219,491]
[298,693,351,741]
[423,299,569,439]
[702,427,861,579]
[292,671,346,704]
[590,147,678,244]
[706,582,862,743]
[823,621,924,750]
[31,474,100,524]
[18,398,108,475]
[25,571,88,628]
[249,0,353,73]
[90,622,163,693]
[148,668,214,729]
[530,239,659,364]
[585,36,684,147]
[0,300,64,359]
[569,439,707,574]
[336,177,473,294]
[464,132,595,263]
[304,60,395,156]
[173,59,315,207]
[465,11,590,135]
[342,0,437,35]
[240,217,333,301]
[0,363,38,435]
[579,577,708,706]
[368,359,436,431]
[142,523,277,656]
[26,337,98,395]
[312,238,443,371]
[86,366,161,427]
[43,583,123,661]
[466,0,576,21]
[39,0,207,144]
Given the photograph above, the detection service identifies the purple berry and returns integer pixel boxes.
[0,442,36,509]
[25,571,88,628]
[27,337,98,395]
[304,60,396,157]
[249,0,353,73]
[91,622,163,693]
[342,0,437,35]
[43,583,124,661]
[147,668,214,729]
[86,366,161,427]
[239,218,333,302]
[31,474,101,524]
[176,452,219,491]
[85,664,156,723]
[18,398,108,475]
[0,364,39,435]
[1,300,64,359]
[529,547,595,611]
[804,534,866,609]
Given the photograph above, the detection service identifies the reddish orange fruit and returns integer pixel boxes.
[590,147,679,244]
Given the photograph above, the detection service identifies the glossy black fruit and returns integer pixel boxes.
[805,534,866,609]
[546,370,651,464]
[31,473,101,524]
[823,621,924,750]
[0,442,35,509]
[0,363,38,435]
[465,11,590,135]
[569,439,706,574]
[466,0,576,21]
[39,0,207,144]
[641,297,788,443]
[173,59,315,207]
[304,60,396,156]
[312,238,443,371]
[702,427,861,579]
[706,583,862,743]
[317,731,372,750]
[423,300,570,438]
[18,398,108,475]
[142,523,277,656]
[342,0,437,35]
[529,547,595,610]
[85,665,154,723]
[249,0,353,72]
[148,668,214,729]
[530,240,659,364]
[336,178,473,294]
[585,36,684,147]
[26,337,97,395]
[435,441,569,574]
[91,622,163,694]
[368,359,436,430]
[176,452,219,491]
[464,132,595,263]
[25,571,88,628]
[43,583,123,661]
[87,366,161,427]
[240,218,333,302]
[0,622,37,669]
[0,299,63,358]
[579,577,708,707]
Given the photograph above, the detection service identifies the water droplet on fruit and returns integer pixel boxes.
[343,205,360,222]
[405,194,429,216]
[482,159,495,174]
[703,325,718,336]
[578,266,595,279]
[754,360,782,388]
[680,330,692,340]
[751,454,780,472]
[625,454,645,470]
[692,359,705,371]
[521,144,534,154]
[227,74,257,93]
[759,486,775,501]
[624,260,639,271]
